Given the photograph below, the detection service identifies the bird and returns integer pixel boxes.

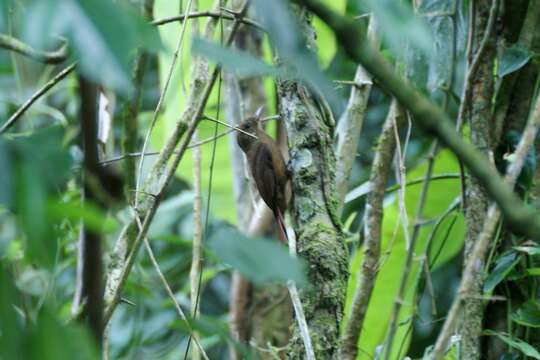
[236,107,290,243]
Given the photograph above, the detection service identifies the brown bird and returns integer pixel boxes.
[237,108,290,243]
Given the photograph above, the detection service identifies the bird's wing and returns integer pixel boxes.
[251,143,279,213]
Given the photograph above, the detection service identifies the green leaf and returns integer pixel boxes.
[15,268,49,297]
[24,0,161,92]
[192,38,278,78]
[365,0,432,56]
[208,227,308,286]
[250,0,344,113]
[46,199,118,234]
[484,330,540,359]
[526,268,540,276]
[514,245,540,256]
[484,251,520,293]
[511,300,540,327]
[498,43,532,77]
[30,310,98,360]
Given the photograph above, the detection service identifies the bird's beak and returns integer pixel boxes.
[254,106,264,119]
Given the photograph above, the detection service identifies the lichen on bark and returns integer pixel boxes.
[278,70,348,358]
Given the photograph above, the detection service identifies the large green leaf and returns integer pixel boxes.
[483,251,520,293]
[484,330,540,359]
[344,150,464,359]
[365,0,432,56]
[498,43,532,77]
[511,300,540,328]
[1,127,71,267]
[209,227,308,286]
[24,0,161,91]
[250,0,344,112]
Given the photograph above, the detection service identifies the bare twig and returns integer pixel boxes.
[0,62,77,135]
[383,105,413,360]
[98,115,279,166]
[133,214,209,360]
[335,17,379,210]
[0,33,67,64]
[431,91,540,360]
[202,114,257,138]
[152,10,262,30]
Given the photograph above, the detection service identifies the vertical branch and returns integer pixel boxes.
[339,101,403,360]
[102,4,155,353]
[461,1,498,357]
[334,17,379,211]
[277,11,348,359]
[190,128,203,360]
[78,75,104,346]
[122,0,155,197]
[189,3,203,359]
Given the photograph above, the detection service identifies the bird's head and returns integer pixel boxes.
[237,107,263,152]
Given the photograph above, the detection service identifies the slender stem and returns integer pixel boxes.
[0,33,67,64]
[152,10,262,30]
[0,62,77,135]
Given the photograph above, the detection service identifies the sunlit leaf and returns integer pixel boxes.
[498,43,532,77]
[511,300,540,328]
[209,227,308,286]
[46,199,118,234]
[484,330,540,359]
[484,251,520,293]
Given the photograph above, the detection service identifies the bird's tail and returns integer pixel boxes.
[275,208,289,244]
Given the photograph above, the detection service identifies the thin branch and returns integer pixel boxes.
[134,215,209,360]
[339,101,403,360]
[285,205,315,360]
[455,0,499,131]
[383,104,412,360]
[335,16,379,212]
[0,62,77,135]
[98,115,280,166]
[0,33,68,64]
[190,129,203,360]
[202,114,257,138]
[294,0,540,240]
[345,173,461,203]
[431,91,540,359]
[152,10,262,30]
